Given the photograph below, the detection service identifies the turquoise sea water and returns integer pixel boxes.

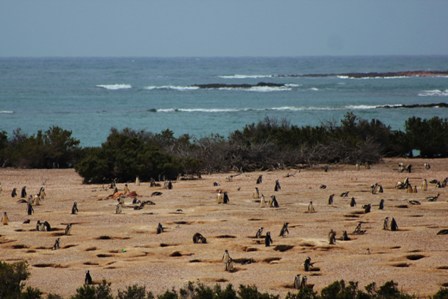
[0,56,447,146]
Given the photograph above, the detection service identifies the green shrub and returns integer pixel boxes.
[21,286,43,299]
[117,284,154,299]
[71,280,113,299]
[0,261,30,299]
[433,287,448,299]
[405,116,448,157]
[75,128,183,183]
[157,289,178,299]
[237,284,279,299]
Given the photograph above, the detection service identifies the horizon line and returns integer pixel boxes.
[1,54,448,59]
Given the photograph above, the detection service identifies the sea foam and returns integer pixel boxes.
[418,89,448,97]
[96,84,132,90]
[145,85,200,91]
[218,74,273,79]
[213,86,291,92]
[345,105,379,109]
[144,85,292,92]
[151,106,346,113]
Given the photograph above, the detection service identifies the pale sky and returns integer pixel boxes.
[1,0,448,57]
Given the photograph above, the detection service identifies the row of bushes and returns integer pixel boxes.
[0,114,447,183]
[2,261,447,299]
[0,127,80,168]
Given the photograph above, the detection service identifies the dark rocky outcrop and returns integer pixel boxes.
[192,82,285,89]
[382,103,448,109]
[278,70,448,79]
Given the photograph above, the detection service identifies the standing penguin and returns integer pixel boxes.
[379,199,385,210]
[85,270,93,285]
[274,180,281,192]
[71,202,79,215]
[391,218,398,231]
[265,231,273,247]
[27,199,34,216]
[21,186,27,198]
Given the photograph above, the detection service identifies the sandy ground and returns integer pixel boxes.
[0,158,447,298]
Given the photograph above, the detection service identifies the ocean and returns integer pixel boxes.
[0,56,447,146]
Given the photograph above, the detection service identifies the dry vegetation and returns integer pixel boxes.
[0,158,447,297]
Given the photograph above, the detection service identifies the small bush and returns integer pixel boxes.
[117,284,154,299]
[71,280,113,299]
[0,261,30,298]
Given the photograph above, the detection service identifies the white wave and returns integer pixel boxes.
[285,83,300,87]
[156,108,177,113]
[181,108,243,113]
[0,110,14,114]
[345,105,378,109]
[309,87,319,91]
[418,89,448,97]
[248,86,292,92]
[271,106,339,111]
[339,75,410,80]
[96,84,132,90]
[156,108,246,113]
[218,74,273,79]
[210,86,291,92]
[145,84,293,92]
[380,104,403,108]
[145,85,199,91]
[153,105,397,113]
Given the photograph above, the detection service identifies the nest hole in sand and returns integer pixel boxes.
[160,243,178,247]
[393,263,410,268]
[170,251,183,257]
[11,244,29,249]
[281,284,295,289]
[396,205,409,209]
[85,247,97,251]
[215,278,228,283]
[97,254,114,258]
[216,235,236,239]
[344,214,360,218]
[189,259,202,263]
[243,247,258,252]
[63,244,77,249]
[84,262,99,266]
[263,257,281,263]
[274,245,294,252]
[51,232,65,237]
[34,263,68,268]
[233,258,255,265]
[406,254,425,260]
[173,221,191,225]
